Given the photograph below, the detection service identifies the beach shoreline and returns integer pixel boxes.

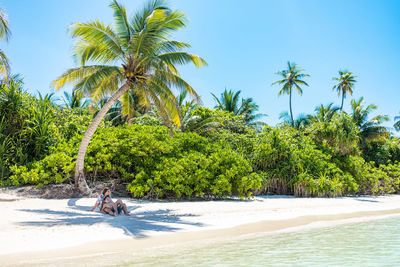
[1,194,400,266]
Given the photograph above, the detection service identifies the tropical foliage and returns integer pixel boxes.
[212,89,265,127]
[349,97,389,142]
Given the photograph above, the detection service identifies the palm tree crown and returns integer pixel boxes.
[52,0,207,194]
[62,90,90,109]
[272,61,309,126]
[310,103,340,124]
[350,97,388,141]
[0,7,11,77]
[332,70,356,110]
[212,89,265,126]
[394,113,400,131]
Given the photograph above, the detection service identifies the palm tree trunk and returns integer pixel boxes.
[289,89,294,126]
[74,81,131,195]
[340,91,344,111]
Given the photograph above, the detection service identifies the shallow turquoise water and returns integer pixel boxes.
[127,215,400,267]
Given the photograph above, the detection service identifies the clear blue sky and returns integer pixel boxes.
[2,0,400,130]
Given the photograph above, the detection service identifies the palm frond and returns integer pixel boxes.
[0,8,11,42]
[70,21,124,65]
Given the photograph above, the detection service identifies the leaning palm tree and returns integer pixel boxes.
[332,70,356,110]
[350,97,389,141]
[52,0,207,194]
[272,61,309,126]
[0,7,11,77]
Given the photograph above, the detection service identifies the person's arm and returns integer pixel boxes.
[89,195,102,211]
[90,202,99,211]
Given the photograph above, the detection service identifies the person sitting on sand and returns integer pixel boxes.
[90,187,130,216]
[99,195,116,216]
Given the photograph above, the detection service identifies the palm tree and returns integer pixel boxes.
[395,113,400,131]
[212,89,265,126]
[0,7,11,77]
[212,89,241,114]
[176,91,219,134]
[272,61,309,126]
[350,97,389,141]
[52,0,207,194]
[238,97,266,127]
[309,103,340,124]
[279,111,309,130]
[332,70,356,110]
[62,90,90,109]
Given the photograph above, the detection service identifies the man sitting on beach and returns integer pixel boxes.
[90,187,130,216]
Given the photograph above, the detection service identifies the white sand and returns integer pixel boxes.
[1,193,400,264]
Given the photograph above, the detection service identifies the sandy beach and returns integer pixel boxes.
[1,193,400,266]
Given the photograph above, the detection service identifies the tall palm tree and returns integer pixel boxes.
[0,7,11,77]
[212,89,265,126]
[350,97,389,141]
[272,61,309,126]
[332,70,356,110]
[52,0,207,194]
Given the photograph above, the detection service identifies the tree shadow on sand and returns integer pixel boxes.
[17,200,203,238]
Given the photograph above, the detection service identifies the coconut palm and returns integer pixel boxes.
[212,89,241,114]
[62,90,90,109]
[0,7,11,77]
[52,0,207,194]
[350,97,389,141]
[279,111,309,130]
[176,91,219,134]
[212,89,265,126]
[395,113,400,131]
[180,103,219,134]
[309,103,340,124]
[332,70,356,111]
[272,61,310,126]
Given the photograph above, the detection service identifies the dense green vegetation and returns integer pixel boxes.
[1,1,400,199]
[2,75,400,199]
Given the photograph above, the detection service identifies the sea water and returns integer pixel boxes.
[126,215,400,267]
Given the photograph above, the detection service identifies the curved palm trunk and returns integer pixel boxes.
[74,81,131,195]
[340,91,345,111]
[289,89,294,127]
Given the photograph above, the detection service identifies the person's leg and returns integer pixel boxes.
[102,206,114,216]
[115,199,130,215]
[111,202,118,216]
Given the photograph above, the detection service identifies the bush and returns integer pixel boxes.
[251,127,353,196]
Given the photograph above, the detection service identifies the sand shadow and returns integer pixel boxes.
[354,198,379,203]
[17,204,203,238]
